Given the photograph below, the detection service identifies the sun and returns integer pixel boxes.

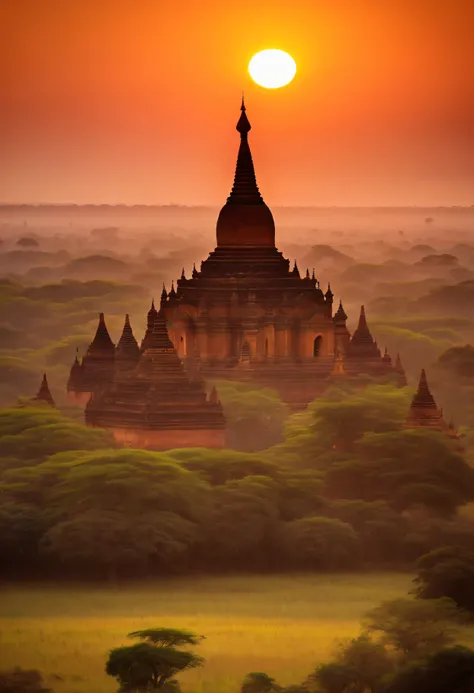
[248,49,296,89]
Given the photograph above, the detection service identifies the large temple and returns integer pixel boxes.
[67,99,407,447]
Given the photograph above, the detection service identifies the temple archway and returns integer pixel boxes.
[313,336,322,357]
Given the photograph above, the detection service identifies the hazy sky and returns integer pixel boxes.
[1,0,473,206]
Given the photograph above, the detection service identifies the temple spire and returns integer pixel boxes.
[216,98,275,247]
[413,369,437,408]
[161,283,167,306]
[34,373,55,407]
[227,98,262,204]
[116,314,139,366]
[351,305,373,343]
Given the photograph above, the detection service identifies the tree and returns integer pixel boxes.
[384,646,474,693]
[106,628,204,692]
[325,429,474,512]
[364,597,466,658]
[414,546,474,611]
[0,668,51,692]
[307,384,410,454]
[207,381,290,452]
[128,629,203,647]
[279,516,360,570]
[307,634,393,693]
[241,672,281,693]
[40,509,199,579]
[203,476,279,567]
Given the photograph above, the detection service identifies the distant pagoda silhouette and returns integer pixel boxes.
[32,373,55,408]
[405,369,458,441]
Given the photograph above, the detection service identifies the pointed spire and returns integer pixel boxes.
[325,283,334,302]
[334,300,348,324]
[116,313,140,363]
[413,369,437,408]
[169,280,176,299]
[405,368,449,432]
[305,268,310,279]
[192,262,198,279]
[292,260,300,278]
[181,267,186,280]
[311,269,317,287]
[226,99,263,205]
[161,283,167,306]
[382,346,392,363]
[144,311,176,353]
[34,373,55,407]
[352,305,372,342]
[147,298,158,326]
[88,312,115,353]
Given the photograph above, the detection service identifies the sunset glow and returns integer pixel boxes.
[248,49,296,89]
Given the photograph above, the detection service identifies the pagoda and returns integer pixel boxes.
[405,369,457,439]
[67,312,116,405]
[85,311,225,450]
[160,98,340,407]
[32,373,55,407]
[67,99,406,417]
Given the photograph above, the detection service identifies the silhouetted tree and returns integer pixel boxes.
[414,546,474,612]
[307,634,393,693]
[106,628,204,692]
[384,646,474,693]
[364,597,466,658]
[0,668,51,692]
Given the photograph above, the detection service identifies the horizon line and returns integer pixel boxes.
[0,203,473,210]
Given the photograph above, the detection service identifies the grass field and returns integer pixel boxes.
[0,573,413,693]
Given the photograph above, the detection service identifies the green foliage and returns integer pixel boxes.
[324,429,474,513]
[106,628,204,691]
[0,668,51,693]
[364,597,466,657]
[414,546,474,612]
[210,381,290,452]
[169,448,280,485]
[0,407,113,464]
[279,516,360,570]
[241,672,280,693]
[40,509,198,579]
[304,384,410,455]
[308,634,393,693]
[383,646,474,693]
[204,476,280,566]
[129,629,203,647]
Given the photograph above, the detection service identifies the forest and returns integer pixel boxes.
[2,205,474,692]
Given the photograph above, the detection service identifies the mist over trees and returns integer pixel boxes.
[1,205,474,582]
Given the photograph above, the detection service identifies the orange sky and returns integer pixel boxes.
[1,0,473,205]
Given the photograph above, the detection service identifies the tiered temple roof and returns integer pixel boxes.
[65,98,410,423]
[405,369,450,432]
[116,314,140,371]
[85,311,225,450]
[67,313,116,401]
[348,305,381,359]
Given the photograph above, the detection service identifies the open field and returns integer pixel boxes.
[0,573,414,692]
